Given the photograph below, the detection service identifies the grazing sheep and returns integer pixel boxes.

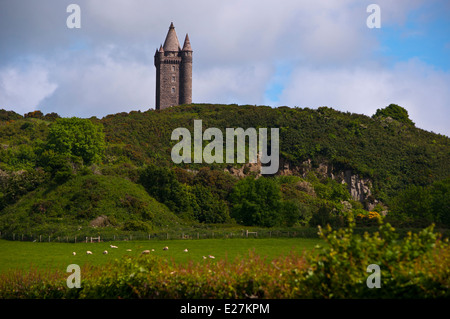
[141,250,150,254]
[72,252,76,256]
[126,249,132,252]
[86,251,93,255]
[202,256,207,259]
[103,250,108,254]
[209,255,215,259]
[151,249,155,252]
[163,246,169,251]
[183,249,188,252]
[110,245,118,249]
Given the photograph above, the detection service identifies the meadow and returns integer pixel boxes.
[0,237,323,273]
[1,222,449,299]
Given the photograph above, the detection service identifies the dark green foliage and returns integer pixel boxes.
[138,164,191,215]
[0,169,48,210]
[389,178,450,227]
[230,176,284,227]
[0,104,449,230]
[0,109,23,121]
[190,184,230,223]
[192,167,237,200]
[373,104,415,126]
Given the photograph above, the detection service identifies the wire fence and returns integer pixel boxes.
[0,228,320,243]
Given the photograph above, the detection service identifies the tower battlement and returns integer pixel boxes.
[154,23,192,110]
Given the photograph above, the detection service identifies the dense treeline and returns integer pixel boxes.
[0,104,449,235]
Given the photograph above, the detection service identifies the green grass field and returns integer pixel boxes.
[0,238,323,273]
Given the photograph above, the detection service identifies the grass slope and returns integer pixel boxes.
[0,174,181,236]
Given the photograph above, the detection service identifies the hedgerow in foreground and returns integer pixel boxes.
[1,220,448,299]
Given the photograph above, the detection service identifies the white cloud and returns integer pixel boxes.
[0,64,58,114]
[278,58,450,135]
[1,0,448,136]
[194,63,273,105]
[41,46,154,117]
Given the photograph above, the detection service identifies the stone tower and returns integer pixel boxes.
[154,23,193,110]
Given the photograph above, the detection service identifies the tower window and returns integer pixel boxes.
[172,66,176,72]
[171,87,176,94]
[171,76,176,82]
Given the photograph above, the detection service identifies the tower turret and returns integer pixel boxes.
[180,34,193,105]
[154,23,193,110]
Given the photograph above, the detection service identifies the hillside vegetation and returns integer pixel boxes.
[0,104,449,236]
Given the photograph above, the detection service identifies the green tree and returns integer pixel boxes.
[230,176,283,227]
[46,117,105,165]
[389,185,434,225]
[191,184,230,223]
[430,178,450,227]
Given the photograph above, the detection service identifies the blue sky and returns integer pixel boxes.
[377,4,450,71]
[0,0,449,136]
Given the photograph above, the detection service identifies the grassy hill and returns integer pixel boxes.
[0,174,181,237]
[0,104,449,234]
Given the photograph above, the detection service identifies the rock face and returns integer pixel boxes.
[89,215,111,228]
[343,171,372,203]
[224,157,375,206]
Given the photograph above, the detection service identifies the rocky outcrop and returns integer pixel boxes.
[334,170,372,203]
[224,157,376,206]
[89,215,111,228]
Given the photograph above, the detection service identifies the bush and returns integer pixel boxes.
[190,184,230,223]
[230,176,283,227]
[389,178,450,227]
[301,218,450,298]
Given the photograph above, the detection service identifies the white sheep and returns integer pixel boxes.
[103,250,108,254]
[126,249,132,252]
[141,250,150,254]
[183,249,188,252]
[163,246,169,251]
[86,251,93,255]
[209,255,215,259]
[110,245,118,249]
[72,252,76,256]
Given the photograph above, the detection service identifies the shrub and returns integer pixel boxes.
[300,218,450,298]
[230,176,283,227]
